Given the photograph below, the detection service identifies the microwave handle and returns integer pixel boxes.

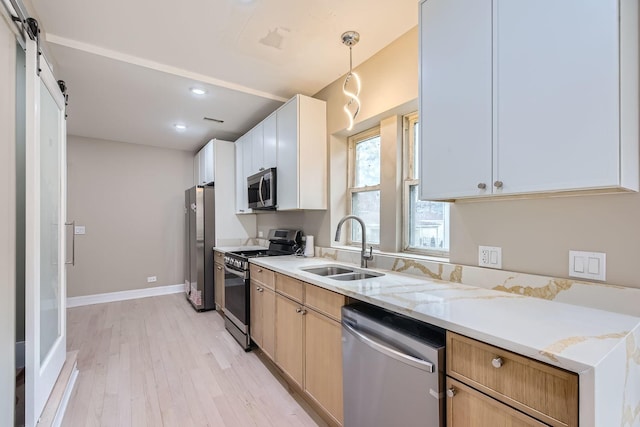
[258,175,265,207]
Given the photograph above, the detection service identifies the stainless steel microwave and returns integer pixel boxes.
[247,168,277,210]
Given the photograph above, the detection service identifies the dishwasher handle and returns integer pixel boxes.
[342,320,434,373]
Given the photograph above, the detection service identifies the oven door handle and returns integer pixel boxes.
[224,264,246,279]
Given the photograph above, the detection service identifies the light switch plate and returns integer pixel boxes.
[479,246,502,269]
[74,225,86,235]
[569,250,606,281]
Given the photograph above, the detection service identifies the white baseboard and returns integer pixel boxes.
[67,284,184,308]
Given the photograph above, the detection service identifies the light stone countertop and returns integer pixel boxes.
[249,255,640,427]
[213,245,268,253]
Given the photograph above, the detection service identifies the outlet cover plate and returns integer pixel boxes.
[479,246,502,269]
[147,276,157,283]
[569,250,606,281]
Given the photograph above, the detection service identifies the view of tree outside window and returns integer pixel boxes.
[349,130,381,245]
[405,114,450,254]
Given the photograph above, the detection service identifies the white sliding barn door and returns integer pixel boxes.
[24,35,67,427]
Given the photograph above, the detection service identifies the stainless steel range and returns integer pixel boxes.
[223,229,302,350]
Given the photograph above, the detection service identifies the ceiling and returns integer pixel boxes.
[29,0,418,152]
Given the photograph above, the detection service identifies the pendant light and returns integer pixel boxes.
[341,31,361,131]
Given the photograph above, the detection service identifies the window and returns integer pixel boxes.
[404,113,450,255]
[348,128,381,245]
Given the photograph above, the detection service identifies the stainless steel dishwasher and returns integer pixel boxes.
[342,302,445,427]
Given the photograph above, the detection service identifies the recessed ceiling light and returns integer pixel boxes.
[174,123,187,131]
[190,87,207,96]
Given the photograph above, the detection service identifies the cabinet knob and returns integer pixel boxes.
[446,387,456,398]
[257,268,262,272]
[296,308,302,313]
[477,183,486,190]
[217,266,222,270]
[494,181,503,189]
[491,357,504,368]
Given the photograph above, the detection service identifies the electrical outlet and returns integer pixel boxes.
[258,231,264,238]
[147,276,157,283]
[479,246,502,269]
[569,250,606,281]
[74,225,86,235]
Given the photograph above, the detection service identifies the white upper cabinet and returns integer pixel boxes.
[419,0,639,201]
[262,112,277,171]
[276,95,327,210]
[235,134,251,213]
[194,140,215,186]
[251,122,264,174]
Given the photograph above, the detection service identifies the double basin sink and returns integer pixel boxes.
[301,264,384,281]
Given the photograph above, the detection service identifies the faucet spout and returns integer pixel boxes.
[334,215,374,268]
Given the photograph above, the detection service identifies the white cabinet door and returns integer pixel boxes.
[419,0,493,200]
[251,123,264,174]
[263,112,277,170]
[204,140,214,185]
[235,135,250,213]
[277,97,299,210]
[494,0,620,194]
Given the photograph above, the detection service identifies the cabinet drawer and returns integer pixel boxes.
[250,264,275,289]
[447,332,578,427]
[446,377,546,427]
[275,273,304,303]
[304,284,345,321]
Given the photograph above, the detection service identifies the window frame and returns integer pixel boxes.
[402,112,450,257]
[347,126,381,247]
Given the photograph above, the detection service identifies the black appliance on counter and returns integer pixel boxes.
[223,229,303,350]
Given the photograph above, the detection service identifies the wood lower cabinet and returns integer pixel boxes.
[250,265,276,359]
[274,293,304,388]
[304,308,343,425]
[251,283,275,359]
[214,261,224,311]
[446,332,578,427]
[447,378,546,427]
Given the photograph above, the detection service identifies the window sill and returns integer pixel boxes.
[330,244,450,264]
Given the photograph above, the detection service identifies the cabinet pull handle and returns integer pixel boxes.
[477,182,486,190]
[256,286,261,291]
[446,387,456,398]
[491,357,504,368]
[300,309,307,315]
[296,308,302,313]
[217,266,222,270]
[257,268,262,272]
[494,181,503,189]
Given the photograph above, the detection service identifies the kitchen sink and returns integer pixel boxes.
[302,265,355,276]
[330,272,383,281]
[301,265,384,281]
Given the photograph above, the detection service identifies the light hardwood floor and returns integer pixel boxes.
[63,293,326,427]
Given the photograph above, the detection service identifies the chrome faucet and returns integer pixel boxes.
[334,215,373,268]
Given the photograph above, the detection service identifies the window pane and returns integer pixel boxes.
[409,184,449,251]
[355,135,380,187]
[351,191,380,244]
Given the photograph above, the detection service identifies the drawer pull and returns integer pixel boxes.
[491,356,504,368]
[217,266,222,270]
[446,387,456,398]
[296,308,302,313]
[477,182,486,190]
[257,268,263,272]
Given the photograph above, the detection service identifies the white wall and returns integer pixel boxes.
[66,136,193,297]
[0,10,17,425]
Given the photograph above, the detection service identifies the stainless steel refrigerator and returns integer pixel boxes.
[184,185,216,311]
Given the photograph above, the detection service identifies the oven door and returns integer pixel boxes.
[224,265,249,332]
